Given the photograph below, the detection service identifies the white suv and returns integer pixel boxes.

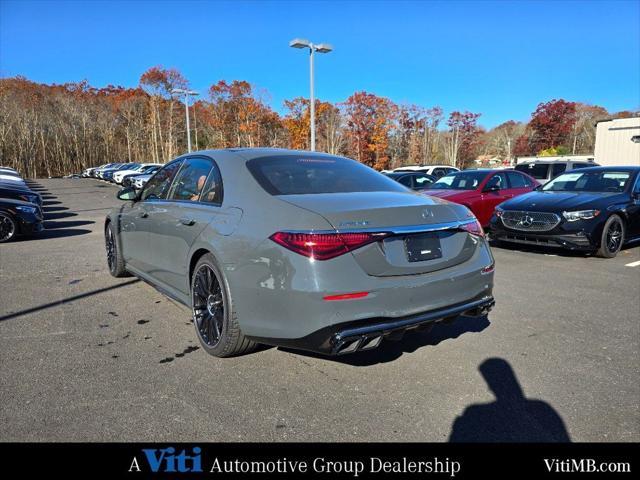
[514,159,598,184]
[392,165,460,178]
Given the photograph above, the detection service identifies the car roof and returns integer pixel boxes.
[559,165,640,173]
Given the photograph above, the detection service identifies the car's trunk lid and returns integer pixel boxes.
[278,192,479,276]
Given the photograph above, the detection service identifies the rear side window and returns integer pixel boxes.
[515,163,550,180]
[506,171,528,188]
[200,162,224,205]
[246,155,406,195]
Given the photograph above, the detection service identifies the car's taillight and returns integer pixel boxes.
[459,220,484,237]
[270,231,388,260]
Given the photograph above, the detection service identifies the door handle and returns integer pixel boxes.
[180,217,195,226]
[139,212,148,218]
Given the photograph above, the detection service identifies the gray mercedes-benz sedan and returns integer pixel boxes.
[105,149,495,357]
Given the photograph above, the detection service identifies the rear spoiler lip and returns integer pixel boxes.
[282,219,478,236]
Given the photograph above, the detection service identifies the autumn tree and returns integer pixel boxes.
[342,92,396,170]
[444,111,482,168]
[139,66,188,162]
[527,99,577,154]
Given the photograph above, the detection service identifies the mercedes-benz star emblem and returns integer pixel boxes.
[519,215,534,228]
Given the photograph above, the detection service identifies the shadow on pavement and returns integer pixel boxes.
[448,357,571,442]
[43,219,94,230]
[282,315,491,366]
[0,279,140,322]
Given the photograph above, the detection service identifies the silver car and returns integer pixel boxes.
[105,149,495,357]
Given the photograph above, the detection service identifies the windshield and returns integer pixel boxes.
[429,171,489,190]
[542,171,631,193]
[246,155,407,195]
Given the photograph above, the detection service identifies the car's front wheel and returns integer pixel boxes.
[191,253,257,357]
[596,214,625,258]
[105,222,129,277]
[0,212,17,243]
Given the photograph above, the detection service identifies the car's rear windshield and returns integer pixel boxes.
[429,171,489,190]
[542,170,632,193]
[246,155,407,195]
[515,163,550,179]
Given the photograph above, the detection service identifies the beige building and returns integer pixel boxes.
[594,117,640,166]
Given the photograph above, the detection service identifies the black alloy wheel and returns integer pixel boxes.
[597,215,625,258]
[192,264,225,348]
[0,212,17,243]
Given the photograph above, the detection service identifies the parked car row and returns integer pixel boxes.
[83,162,162,187]
[0,166,44,243]
[382,164,640,258]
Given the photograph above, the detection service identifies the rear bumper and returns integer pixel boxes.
[247,294,495,355]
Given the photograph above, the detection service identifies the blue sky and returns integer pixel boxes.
[1,0,638,127]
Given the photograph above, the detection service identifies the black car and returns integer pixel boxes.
[383,171,435,191]
[490,166,640,258]
[0,184,42,206]
[0,198,44,243]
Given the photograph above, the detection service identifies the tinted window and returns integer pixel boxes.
[571,163,590,169]
[141,161,183,201]
[430,171,489,190]
[543,171,632,193]
[552,164,566,177]
[485,172,508,190]
[515,163,550,180]
[413,174,434,189]
[200,162,224,205]
[246,155,406,195]
[506,171,528,188]
[634,173,640,193]
[432,168,447,178]
[168,158,213,202]
[397,175,413,187]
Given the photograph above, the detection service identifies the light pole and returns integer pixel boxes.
[171,88,199,153]
[289,38,333,152]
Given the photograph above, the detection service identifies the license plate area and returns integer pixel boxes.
[404,233,443,262]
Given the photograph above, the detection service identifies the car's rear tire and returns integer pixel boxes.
[596,214,625,258]
[191,253,257,357]
[0,212,17,243]
[105,222,129,277]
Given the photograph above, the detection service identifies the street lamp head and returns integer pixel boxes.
[186,90,199,96]
[171,88,186,95]
[289,38,311,49]
[315,43,333,53]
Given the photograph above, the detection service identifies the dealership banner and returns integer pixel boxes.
[0,443,635,478]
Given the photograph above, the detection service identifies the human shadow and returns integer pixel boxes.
[282,315,491,367]
[448,357,571,442]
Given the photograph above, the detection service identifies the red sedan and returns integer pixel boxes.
[423,169,540,227]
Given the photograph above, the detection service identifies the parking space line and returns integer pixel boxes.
[625,260,640,267]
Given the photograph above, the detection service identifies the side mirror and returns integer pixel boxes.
[483,185,500,193]
[117,186,139,201]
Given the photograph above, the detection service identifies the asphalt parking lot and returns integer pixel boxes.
[0,178,638,442]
